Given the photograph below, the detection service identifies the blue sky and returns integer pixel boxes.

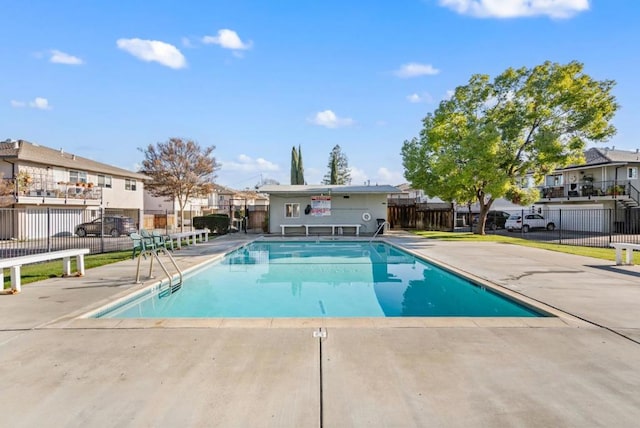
[2,0,639,189]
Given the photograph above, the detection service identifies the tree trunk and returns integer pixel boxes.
[475,198,494,235]
[178,198,187,233]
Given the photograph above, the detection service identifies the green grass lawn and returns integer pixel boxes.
[3,250,132,289]
[412,230,635,263]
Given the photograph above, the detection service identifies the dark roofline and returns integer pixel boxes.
[0,140,147,180]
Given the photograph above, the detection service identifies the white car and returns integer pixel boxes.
[506,213,556,232]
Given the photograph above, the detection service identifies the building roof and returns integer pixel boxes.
[258,184,402,195]
[210,183,236,195]
[555,147,640,172]
[0,139,147,180]
[590,147,640,163]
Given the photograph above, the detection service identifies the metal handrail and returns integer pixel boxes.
[539,179,632,199]
[135,247,183,294]
[627,183,640,205]
[368,221,390,244]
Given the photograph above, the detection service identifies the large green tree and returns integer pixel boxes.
[322,145,351,185]
[139,137,219,231]
[290,145,305,185]
[402,61,618,234]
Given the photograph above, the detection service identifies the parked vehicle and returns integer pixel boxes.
[506,214,556,232]
[75,216,137,237]
[473,210,511,230]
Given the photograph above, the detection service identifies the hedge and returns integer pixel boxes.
[193,214,230,234]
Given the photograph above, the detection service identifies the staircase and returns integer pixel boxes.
[616,198,639,209]
[616,183,640,209]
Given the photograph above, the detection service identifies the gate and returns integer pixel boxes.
[248,206,268,232]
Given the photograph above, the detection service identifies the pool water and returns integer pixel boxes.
[96,241,544,318]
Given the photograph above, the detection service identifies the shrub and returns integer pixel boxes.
[606,184,626,195]
[193,214,230,234]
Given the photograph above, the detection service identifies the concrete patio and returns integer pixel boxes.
[1,232,639,427]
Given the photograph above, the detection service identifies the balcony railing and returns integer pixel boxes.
[2,178,102,204]
[539,180,632,200]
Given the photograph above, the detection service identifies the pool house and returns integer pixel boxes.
[259,184,402,236]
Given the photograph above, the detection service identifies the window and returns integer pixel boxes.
[552,175,563,186]
[284,203,300,218]
[69,170,87,184]
[97,174,112,188]
[125,179,137,191]
[628,167,637,179]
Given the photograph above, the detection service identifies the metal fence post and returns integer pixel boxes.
[165,209,169,235]
[47,207,51,252]
[100,206,105,253]
[608,208,612,244]
[558,209,562,245]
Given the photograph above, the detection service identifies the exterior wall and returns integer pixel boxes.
[102,176,143,210]
[562,165,640,191]
[210,191,234,209]
[459,198,523,214]
[268,193,388,235]
[144,192,174,211]
[9,161,144,210]
[541,203,609,233]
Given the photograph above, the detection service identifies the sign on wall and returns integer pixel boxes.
[311,196,331,216]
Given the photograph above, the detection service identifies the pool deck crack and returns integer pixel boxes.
[505,269,582,281]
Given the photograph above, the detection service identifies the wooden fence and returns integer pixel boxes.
[387,204,454,231]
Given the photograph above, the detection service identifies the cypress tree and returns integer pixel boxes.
[290,146,299,185]
[297,145,305,185]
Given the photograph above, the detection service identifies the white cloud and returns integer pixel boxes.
[181,37,194,48]
[394,63,440,78]
[50,49,84,65]
[445,89,456,99]
[10,98,51,109]
[407,92,434,103]
[376,167,404,185]
[116,38,187,69]
[221,154,279,173]
[438,0,589,19]
[202,29,252,50]
[349,166,368,185]
[309,110,354,128]
[29,97,51,110]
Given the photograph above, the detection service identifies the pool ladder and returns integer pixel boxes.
[368,221,390,244]
[134,247,183,295]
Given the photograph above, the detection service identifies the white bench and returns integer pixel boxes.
[610,243,640,265]
[306,224,361,236]
[0,248,90,293]
[168,229,209,249]
[280,224,361,236]
[280,224,305,236]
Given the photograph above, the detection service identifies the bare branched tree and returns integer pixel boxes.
[139,137,219,231]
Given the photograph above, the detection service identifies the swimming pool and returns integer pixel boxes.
[94,241,545,318]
